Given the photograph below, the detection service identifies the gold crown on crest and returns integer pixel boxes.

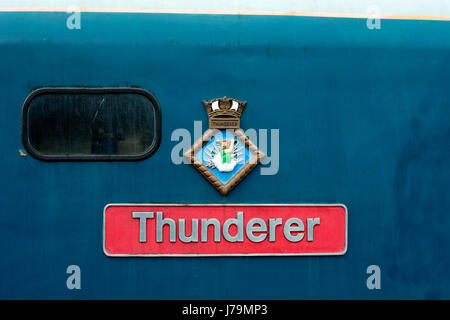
[202,97,247,129]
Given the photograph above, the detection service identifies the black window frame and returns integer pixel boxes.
[21,87,161,161]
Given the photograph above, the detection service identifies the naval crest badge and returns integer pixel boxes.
[184,97,265,196]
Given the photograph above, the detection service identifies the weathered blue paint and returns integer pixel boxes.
[1,12,450,299]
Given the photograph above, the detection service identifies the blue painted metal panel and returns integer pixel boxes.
[1,12,450,299]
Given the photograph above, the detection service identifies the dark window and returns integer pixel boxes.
[22,88,161,161]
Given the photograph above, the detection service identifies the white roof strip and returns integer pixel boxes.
[1,0,450,19]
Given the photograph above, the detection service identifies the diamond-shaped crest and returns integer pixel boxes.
[184,98,264,196]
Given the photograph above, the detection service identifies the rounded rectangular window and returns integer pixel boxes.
[22,88,161,161]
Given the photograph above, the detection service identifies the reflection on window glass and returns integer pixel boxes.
[24,90,159,159]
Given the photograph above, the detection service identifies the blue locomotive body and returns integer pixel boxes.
[1,2,450,299]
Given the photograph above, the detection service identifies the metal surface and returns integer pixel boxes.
[1,10,450,299]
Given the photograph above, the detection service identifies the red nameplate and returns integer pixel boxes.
[103,204,347,256]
